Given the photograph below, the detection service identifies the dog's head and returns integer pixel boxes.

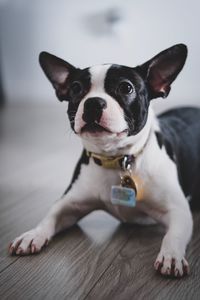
[39,44,187,153]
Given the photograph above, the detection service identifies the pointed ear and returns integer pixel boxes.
[39,52,76,101]
[136,44,188,99]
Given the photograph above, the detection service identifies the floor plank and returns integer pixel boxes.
[86,213,200,300]
[0,211,134,300]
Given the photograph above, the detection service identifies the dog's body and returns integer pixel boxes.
[9,44,200,277]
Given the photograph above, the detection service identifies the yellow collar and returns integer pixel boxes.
[86,131,151,169]
[86,151,134,169]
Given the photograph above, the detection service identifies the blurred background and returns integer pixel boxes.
[0,0,200,198]
[0,0,200,109]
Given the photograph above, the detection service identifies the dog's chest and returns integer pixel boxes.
[80,132,176,223]
[89,157,155,223]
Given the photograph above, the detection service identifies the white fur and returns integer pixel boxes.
[9,66,193,278]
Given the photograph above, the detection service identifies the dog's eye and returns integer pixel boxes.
[118,81,134,95]
[70,81,82,95]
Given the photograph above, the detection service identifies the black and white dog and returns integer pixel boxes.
[9,44,200,278]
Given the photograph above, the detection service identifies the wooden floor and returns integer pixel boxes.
[0,104,200,300]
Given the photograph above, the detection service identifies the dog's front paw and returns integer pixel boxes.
[9,228,50,256]
[154,251,189,277]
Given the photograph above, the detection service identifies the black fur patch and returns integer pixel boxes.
[155,131,163,149]
[155,131,175,162]
[64,149,89,195]
[104,65,149,136]
[158,107,200,209]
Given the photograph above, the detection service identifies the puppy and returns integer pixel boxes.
[9,44,200,278]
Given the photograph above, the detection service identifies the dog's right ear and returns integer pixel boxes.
[39,52,76,101]
[135,44,188,100]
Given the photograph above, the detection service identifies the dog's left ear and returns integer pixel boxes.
[39,52,77,101]
[136,44,188,99]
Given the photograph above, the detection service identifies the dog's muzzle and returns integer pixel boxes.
[82,97,107,123]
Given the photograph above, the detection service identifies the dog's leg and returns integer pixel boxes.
[153,196,193,277]
[9,169,101,255]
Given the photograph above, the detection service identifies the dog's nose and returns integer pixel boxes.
[82,97,107,123]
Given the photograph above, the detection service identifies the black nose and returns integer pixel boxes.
[82,97,107,123]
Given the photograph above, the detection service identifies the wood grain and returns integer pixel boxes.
[86,214,200,300]
[0,211,134,299]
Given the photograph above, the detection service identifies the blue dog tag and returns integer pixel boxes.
[111,185,136,207]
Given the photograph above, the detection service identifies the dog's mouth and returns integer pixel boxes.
[81,122,112,134]
[80,122,128,137]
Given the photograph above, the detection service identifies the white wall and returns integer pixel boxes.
[0,0,200,111]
